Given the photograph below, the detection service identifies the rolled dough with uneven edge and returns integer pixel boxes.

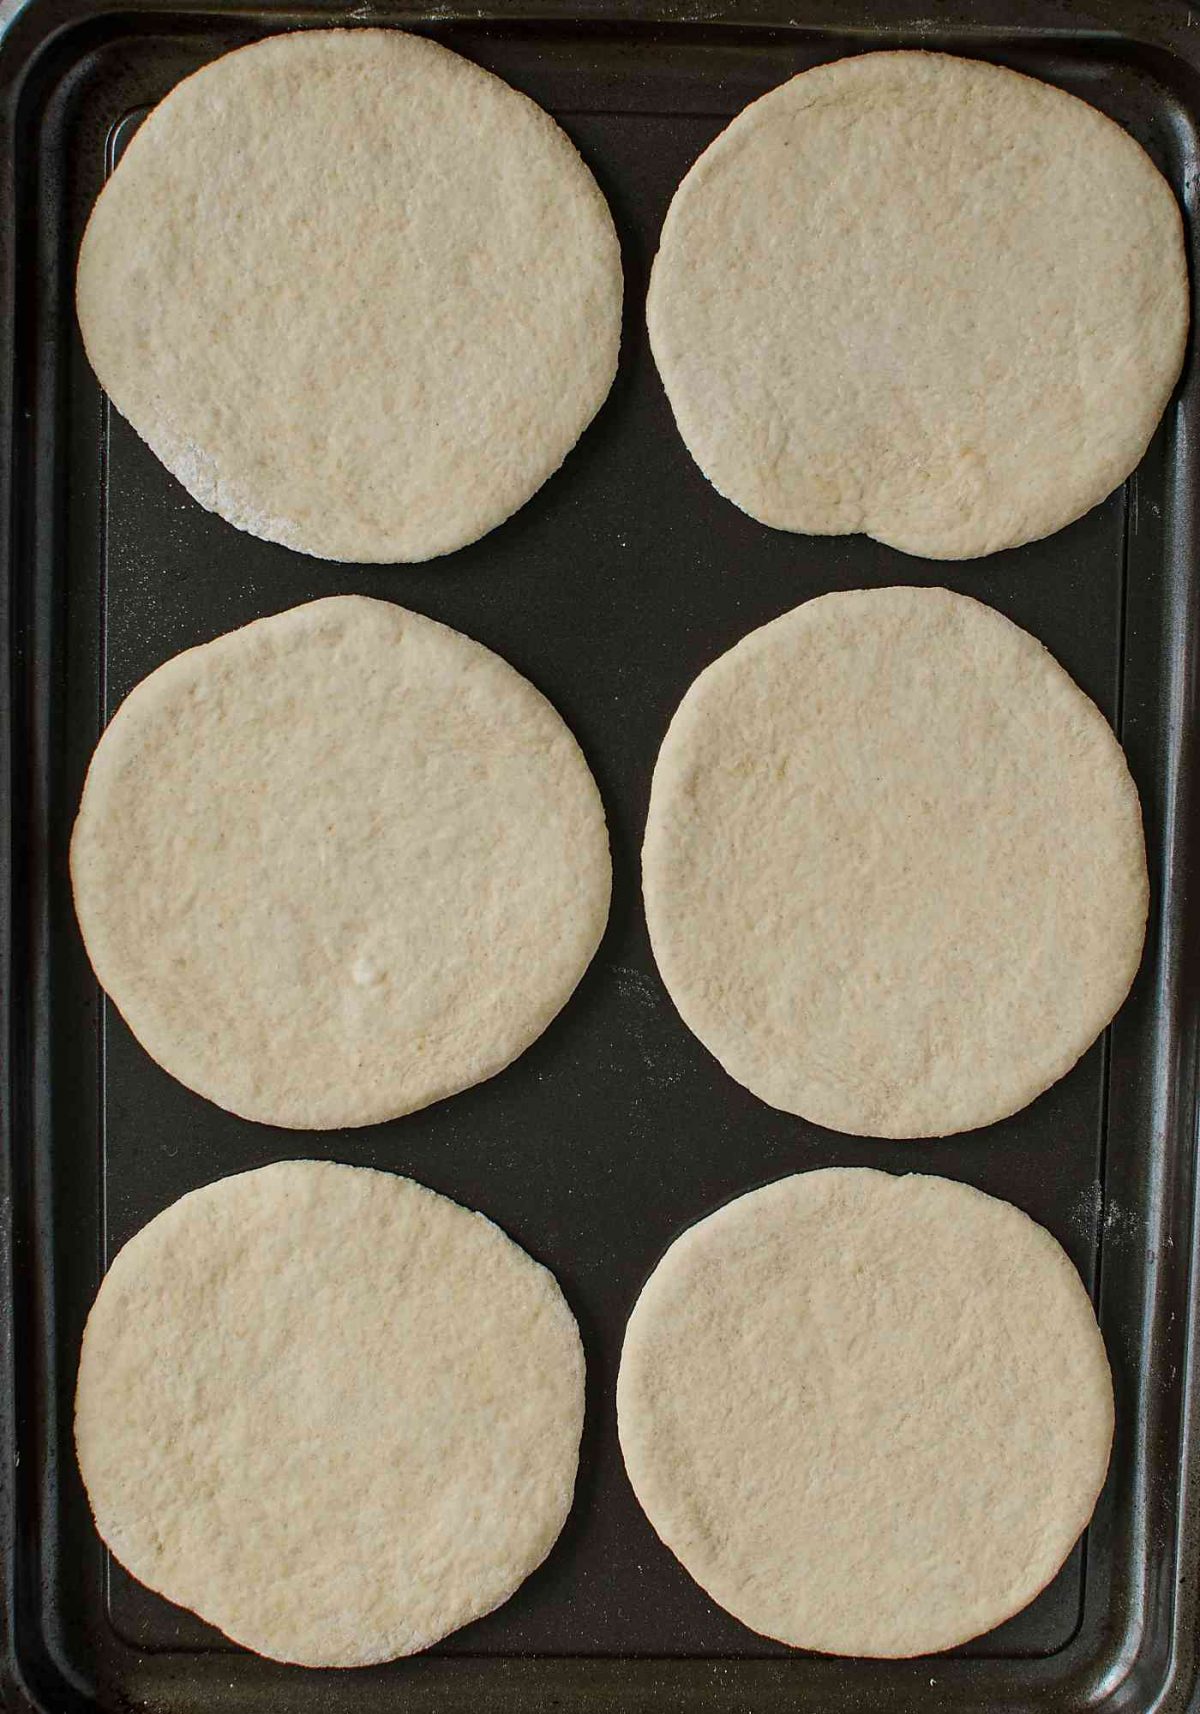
[75,1160,585,1666]
[75,29,622,563]
[70,595,610,1128]
[642,586,1147,1138]
[617,1167,1114,1658]
[647,50,1188,560]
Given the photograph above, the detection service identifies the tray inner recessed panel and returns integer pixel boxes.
[26,12,1191,1695]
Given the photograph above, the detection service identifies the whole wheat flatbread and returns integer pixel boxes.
[642,586,1146,1137]
[617,1167,1113,1656]
[71,596,610,1127]
[76,29,622,562]
[76,1161,585,1665]
[648,51,1187,559]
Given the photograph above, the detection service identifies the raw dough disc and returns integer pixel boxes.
[617,1167,1113,1657]
[76,1160,585,1666]
[71,595,610,1128]
[642,586,1146,1138]
[76,29,622,562]
[648,50,1187,560]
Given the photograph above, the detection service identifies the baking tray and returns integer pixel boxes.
[2,0,1200,1709]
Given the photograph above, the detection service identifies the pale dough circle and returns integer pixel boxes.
[643,586,1146,1138]
[71,596,610,1128]
[617,1167,1113,1657]
[648,50,1187,560]
[76,29,622,562]
[76,1160,585,1665]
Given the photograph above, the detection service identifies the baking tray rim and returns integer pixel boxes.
[1,0,1200,1710]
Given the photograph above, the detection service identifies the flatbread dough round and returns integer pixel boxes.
[618,1167,1113,1656]
[71,595,610,1128]
[648,50,1187,560]
[76,29,622,562]
[643,586,1146,1137]
[76,1160,585,1665]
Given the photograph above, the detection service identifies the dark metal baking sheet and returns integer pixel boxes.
[2,1,1199,1709]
